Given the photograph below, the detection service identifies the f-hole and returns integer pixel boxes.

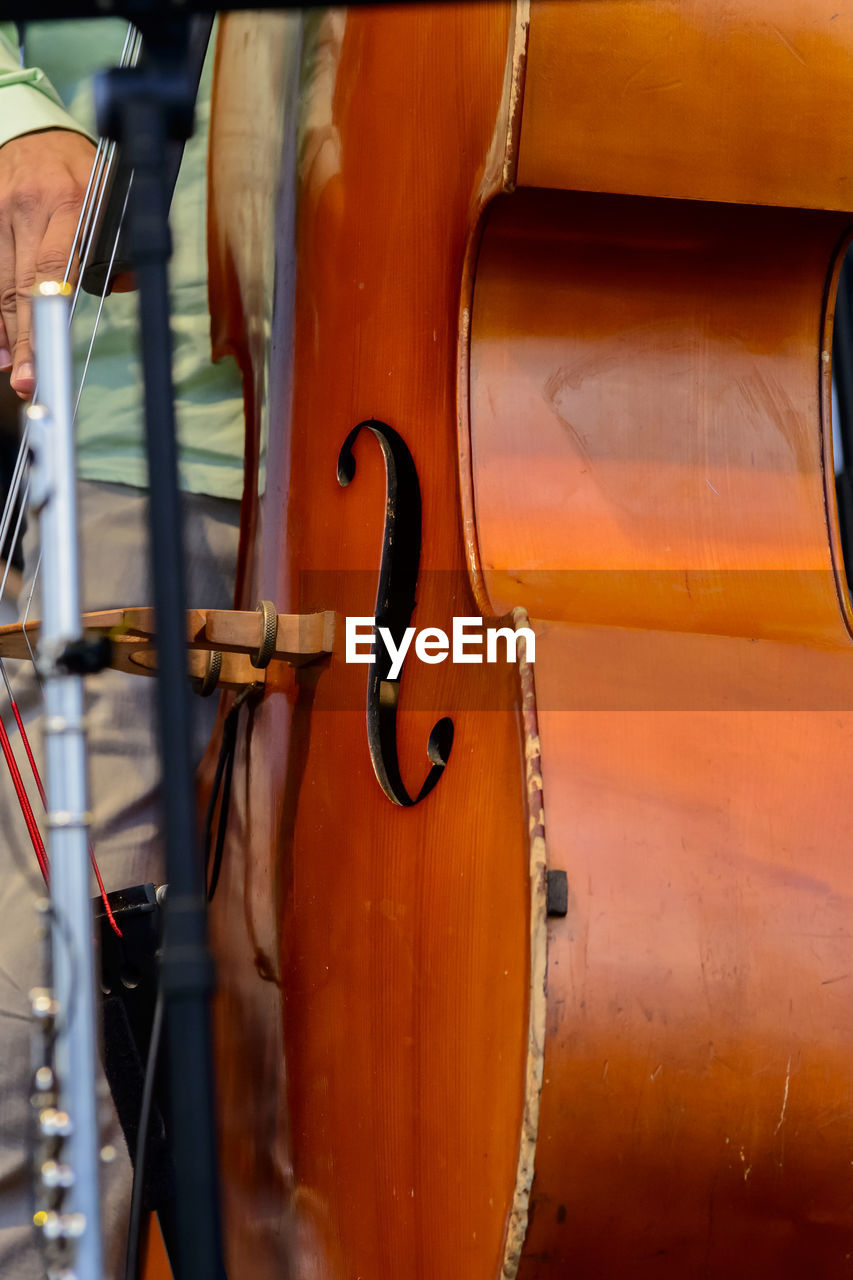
[338,419,453,807]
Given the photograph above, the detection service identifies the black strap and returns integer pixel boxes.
[203,683,260,901]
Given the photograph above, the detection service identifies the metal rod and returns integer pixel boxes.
[99,26,226,1274]
[29,283,104,1280]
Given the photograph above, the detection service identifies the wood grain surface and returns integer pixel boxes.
[205,7,534,1279]
[519,1,853,210]
[194,3,853,1277]
[466,172,853,1275]
[470,189,853,641]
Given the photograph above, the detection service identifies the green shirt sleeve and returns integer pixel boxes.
[0,24,95,148]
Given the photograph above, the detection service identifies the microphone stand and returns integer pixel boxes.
[94,19,226,1279]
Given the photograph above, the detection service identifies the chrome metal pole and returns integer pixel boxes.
[29,282,104,1280]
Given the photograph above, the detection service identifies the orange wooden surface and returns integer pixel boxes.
[142,1214,173,1280]
[207,6,535,1279]
[466,132,853,1276]
[267,6,530,1273]
[519,0,853,210]
[197,2,853,1276]
[469,189,853,640]
[520,667,853,1275]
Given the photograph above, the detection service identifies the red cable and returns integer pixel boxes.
[11,701,46,808]
[8,699,122,940]
[87,845,122,939]
[0,714,49,883]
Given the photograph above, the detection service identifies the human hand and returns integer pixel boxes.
[0,129,97,399]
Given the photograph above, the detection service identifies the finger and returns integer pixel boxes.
[6,180,54,399]
[0,218,17,376]
[12,199,78,400]
[37,202,81,289]
[9,221,43,399]
[0,317,11,374]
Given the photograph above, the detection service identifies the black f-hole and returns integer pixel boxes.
[338,419,453,806]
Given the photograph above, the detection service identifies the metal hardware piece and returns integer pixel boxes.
[39,1109,73,1139]
[41,1161,75,1190]
[41,1211,86,1241]
[44,716,87,736]
[194,648,222,696]
[30,989,59,1019]
[252,599,278,669]
[46,811,94,830]
[546,869,569,918]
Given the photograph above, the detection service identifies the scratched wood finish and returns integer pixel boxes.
[206,7,533,1279]
[519,1,853,211]
[200,3,853,1275]
[518,651,853,1276]
[469,189,852,639]
[465,180,853,1269]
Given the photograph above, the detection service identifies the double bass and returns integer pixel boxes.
[20,2,853,1276]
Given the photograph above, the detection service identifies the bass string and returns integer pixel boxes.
[73,173,134,424]
[66,23,139,287]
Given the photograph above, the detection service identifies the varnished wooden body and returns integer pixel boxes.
[200,2,853,1277]
[519,0,853,211]
[470,191,852,638]
[468,185,853,1273]
[206,7,535,1279]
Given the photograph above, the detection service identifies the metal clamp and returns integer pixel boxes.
[194,649,222,697]
[252,600,277,669]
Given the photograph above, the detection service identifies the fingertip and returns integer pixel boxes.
[0,348,11,371]
[11,362,34,399]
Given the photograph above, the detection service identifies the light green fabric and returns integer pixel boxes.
[0,20,245,501]
[0,22,95,148]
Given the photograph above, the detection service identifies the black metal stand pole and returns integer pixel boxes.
[97,23,226,1280]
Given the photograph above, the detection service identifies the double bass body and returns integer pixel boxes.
[205,4,853,1276]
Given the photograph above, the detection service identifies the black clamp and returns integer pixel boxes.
[546,869,569,918]
[57,634,113,676]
